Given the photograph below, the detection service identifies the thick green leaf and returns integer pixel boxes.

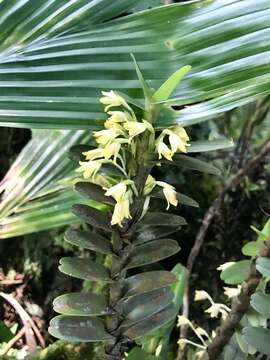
[241,241,261,257]
[250,293,270,318]
[121,287,173,328]
[178,193,199,208]
[59,257,112,282]
[187,139,233,153]
[75,182,115,205]
[123,303,177,339]
[49,315,114,342]
[256,257,270,277]
[153,65,191,102]
[138,264,187,356]
[124,271,177,299]
[223,334,248,360]
[126,239,180,269]
[0,1,270,128]
[65,228,112,254]
[220,260,251,285]
[171,154,221,175]
[134,225,181,244]
[242,327,270,355]
[53,292,110,316]
[235,331,256,356]
[140,212,186,227]
[72,204,111,231]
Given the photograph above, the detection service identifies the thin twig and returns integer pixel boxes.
[0,292,45,351]
[0,292,37,353]
[1,326,26,355]
[207,235,270,359]
[177,140,270,359]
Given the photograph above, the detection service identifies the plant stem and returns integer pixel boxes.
[104,164,150,359]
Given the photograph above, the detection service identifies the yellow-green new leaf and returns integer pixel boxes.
[153,65,191,102]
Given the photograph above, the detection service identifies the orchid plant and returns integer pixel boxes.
[48,60,231,359]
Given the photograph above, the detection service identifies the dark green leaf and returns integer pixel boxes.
[137,264,187,355]
[0,320,14,342]
[171,155,221,175]
[49,315,114,342]
[126,239,180,269]
[220,260,251,285]
[250,293,270,318]
[134,225,181,244]
[178,193,199,208]
[53,292,110,316]
[140,212,186,227]
[124,271,177,299]
[72,204,111,231]
[256,257,270,277]
[59,257,112,282]
[75,181,115,205]
[123,304,177,339]
[65,228,112,254]
[121,287,173,328]
[187,139,233,153]
[242,327,270,355]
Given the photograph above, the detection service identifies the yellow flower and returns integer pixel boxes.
[144,175,156,195]
[83,148,103,161]
[156,181,178,209]
[108,111,131,123]
[194,290,210,302]
[100,91,129,112]
[93,129,119,146]
[111,199,131,226]
[205,304,230,320]
[177,315,190,327]
[76,161,101,179]
[173,126,189,141]
[169,133,188,154]
[103,142,121,161]
[123,121,147,138]
[223,286,241,299]
[104,182,127,202]
[156,141,173,161]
